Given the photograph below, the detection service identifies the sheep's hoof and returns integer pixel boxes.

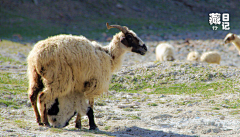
[38,122,44,126]
[44,122,50,127]
[89,126,98,130]
[75,123,81,129]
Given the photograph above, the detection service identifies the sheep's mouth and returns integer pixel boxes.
[132,48,146,55]
[132,45,147,55]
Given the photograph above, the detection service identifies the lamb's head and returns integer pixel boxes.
[224,33,236,44]
[45,98,77,128]
[106,23,147,55]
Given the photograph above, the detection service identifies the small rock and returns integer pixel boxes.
[95,113,104,118]
[97,121,104,126]
[112,117,122,120]
[212,128,221,133]
[220,115,225,120]
[129,72,135,75]
[177,109,183,111]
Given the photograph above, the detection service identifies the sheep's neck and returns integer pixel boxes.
[232,37,240,50]
[107,41,127,72]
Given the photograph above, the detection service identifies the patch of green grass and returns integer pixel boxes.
[14,120,28,128]
[95,101,107,106]
[104,126,111,130]
[0,99,19,108]
[212,107,221,110]
[129,115,141,120]
[0,72,28,104]
[221,99,240,109]
[152,80,235,97]
[229,110,240,115]
[147,103,158,106]
[48,128,64,133]
[0,55,16,64]
[123,108,133,111]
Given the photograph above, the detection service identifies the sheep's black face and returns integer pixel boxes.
[121,33,147,55]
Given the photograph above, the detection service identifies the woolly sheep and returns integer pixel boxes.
[187,51,200,61]
[200,51,221,64]
[155,43,175,61]
[42,91,97,129]
[27,23,147,127]
[224,33,240,55]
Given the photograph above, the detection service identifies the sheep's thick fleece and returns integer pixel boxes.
[155,43,175,61]
[27,34,113,100]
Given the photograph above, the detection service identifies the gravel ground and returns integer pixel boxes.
[1,38,240,137]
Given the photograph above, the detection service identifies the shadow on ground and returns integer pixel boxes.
[65,126,195,137]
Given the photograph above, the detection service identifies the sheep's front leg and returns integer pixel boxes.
[75,113,82,129]
[89,98,94,108]
[39,92,50,126]
[87,107,97,130]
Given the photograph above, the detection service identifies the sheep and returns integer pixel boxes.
[42,91,97,129]
[200,51,221,64]
[27,23,147,126]
[155,43,175,61]
[224,33,240,55]
[187,51,200,61]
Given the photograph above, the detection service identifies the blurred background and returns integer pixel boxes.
[1,0,240,42]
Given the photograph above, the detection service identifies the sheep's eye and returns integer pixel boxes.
[53,118,57,122]
[127,35,132,41]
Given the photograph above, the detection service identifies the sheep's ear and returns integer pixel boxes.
[120,36,129,47]
[232,34,236,39]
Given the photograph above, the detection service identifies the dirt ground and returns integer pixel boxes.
[1,38,240,136]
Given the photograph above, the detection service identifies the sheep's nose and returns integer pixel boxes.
[142,44,147,51]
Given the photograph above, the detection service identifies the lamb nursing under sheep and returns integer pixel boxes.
[200,51,221,64]
[187,51,200,61]
[27,23,147,127]
[43,91,97,129]
[155,43,175,61]
[224,33,240,55]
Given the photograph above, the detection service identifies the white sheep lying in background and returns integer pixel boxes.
[43,92,97,129]
[200,51,221,64]
[27,23,147,127]
[155,43,175,61]
[187,51,200,61]
[224,33,240,55]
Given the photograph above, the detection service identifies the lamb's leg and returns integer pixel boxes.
[39,92,50,126]
[87,107,97,130]
[28,69,44,125]
[75,113,82,129]
[89,98,94,108]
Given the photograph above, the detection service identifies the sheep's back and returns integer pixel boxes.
[155,43,174,61]
[200,51,221,64]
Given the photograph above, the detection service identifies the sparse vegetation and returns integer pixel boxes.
[1,38,240,136]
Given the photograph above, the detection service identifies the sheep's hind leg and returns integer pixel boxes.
[28,70,44,125]
[87,107,97,130]
[75,113,82,129]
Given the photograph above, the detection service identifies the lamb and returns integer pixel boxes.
[155,43,175,61]
[187,51,200,61]
[27,23,147,127]
[42,91,97,129]
[224,33,240,55]
[200,51,221,64]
